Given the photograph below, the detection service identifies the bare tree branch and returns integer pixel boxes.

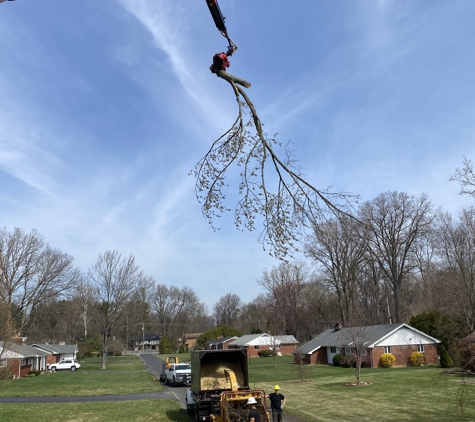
[191,72,357,260]
[450,156,475,197]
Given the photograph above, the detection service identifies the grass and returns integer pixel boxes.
[1,353,475,421]
[0,400,189,422]
[0,355,164,397]
[248,357,475,421]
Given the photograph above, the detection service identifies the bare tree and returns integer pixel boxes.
[213,293,242,328]
[70,278,95,340]
[0,302,15,381]
[435,208,475,332]
[258,261,308,337]
[238,294,269,334]
[300,277,340,339]
[87,250,152,369]
[341,324,374,385]
[305,216,366,326]
[191,72,355,261]
[450,156,475,197]
[358,192,435,323]
[0,227,80,331]
[151,284,200,338]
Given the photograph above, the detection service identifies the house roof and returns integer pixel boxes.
[0,341,50,358]
[184,333,203,339]
[31,344,78,354]
[228,333,299,347]
[294,323,440,355]
[207,336,238,347]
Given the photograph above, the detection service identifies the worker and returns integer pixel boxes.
[268,385,286,422]
[247,397,261,422]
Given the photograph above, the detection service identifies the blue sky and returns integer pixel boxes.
[1,0,474,309]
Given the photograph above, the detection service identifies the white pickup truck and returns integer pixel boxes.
[164,363,192,386]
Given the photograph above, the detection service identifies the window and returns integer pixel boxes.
[345,347,351,354]
[0,359,6,367]
[276,344,281,349]
[254,345,259,350]
[330,347,336,354]
[21,359,26,366]
[384,346,392,354]
[417,345,425,353]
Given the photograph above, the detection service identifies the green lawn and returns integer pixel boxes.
[0,400,189,422]
[0,355,164,397]
[1,354,474,421]
[248,358,475,421]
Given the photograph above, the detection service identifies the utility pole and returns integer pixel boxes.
[142,323,145,353]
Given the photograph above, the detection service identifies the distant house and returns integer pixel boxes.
[0,341,50,378]
[31,343,78,366]
[227,333,299,357]
[207,336,239,350]
[130,333,161,351]
[293,323,440,367]
[183,333,203,351]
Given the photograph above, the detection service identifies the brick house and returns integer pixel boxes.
[31,343,78,366]
[227,333,299,357]
[293,323,440,368]
[0,341,50,378]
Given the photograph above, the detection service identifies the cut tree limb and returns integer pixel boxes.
[211,68,251,89]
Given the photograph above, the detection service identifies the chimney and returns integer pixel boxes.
[10,336,23,344]
[334,323,343,331]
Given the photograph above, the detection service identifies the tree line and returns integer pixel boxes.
[2,181,475,368]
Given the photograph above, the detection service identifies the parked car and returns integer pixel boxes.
[48,359,81,372]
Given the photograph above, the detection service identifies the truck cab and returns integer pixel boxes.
[165,363,192,386]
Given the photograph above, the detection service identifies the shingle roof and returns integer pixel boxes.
[294,323,440,355]
[228,333,299,347]
[0,341,50,358]
[31,344,78,354]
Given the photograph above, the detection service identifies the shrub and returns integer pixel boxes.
[258,350,275,357]
[27,370,41,376]
[410,351,424,367]
[380,353,396,368]
[333,353,344,366]
[439,344,454,368]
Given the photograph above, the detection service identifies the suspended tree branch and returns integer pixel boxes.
[191,70,357,260]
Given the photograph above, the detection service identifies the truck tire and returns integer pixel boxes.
[51,366,57,372]
[71,366,77,372]
[165,376,168,385]
[173,376,176,386]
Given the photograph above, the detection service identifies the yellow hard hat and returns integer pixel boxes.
[274,385,280,390]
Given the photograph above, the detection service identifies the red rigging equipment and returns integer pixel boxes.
[205,0,237,73]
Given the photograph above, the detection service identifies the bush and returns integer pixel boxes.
[439,344,454,368]
[333,354,344,366]
[27,370,41,376]
[410,351,424,367]
[380,353,396,368]
[258,350,275,357]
